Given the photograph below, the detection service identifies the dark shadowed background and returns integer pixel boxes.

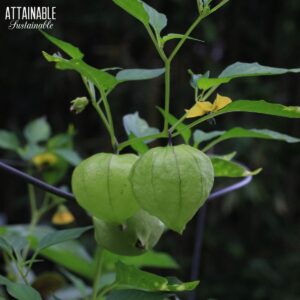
[0,0,300,299]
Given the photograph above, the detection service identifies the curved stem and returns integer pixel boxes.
[92,247,104,300]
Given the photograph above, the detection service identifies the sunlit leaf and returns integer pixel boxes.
[112,0,149,25]
[41,31,84,59]
[43,51,118,91]
[211,157,262,178]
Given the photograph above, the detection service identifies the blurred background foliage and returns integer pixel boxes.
[0,0,300,299]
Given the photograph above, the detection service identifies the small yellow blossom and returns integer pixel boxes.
[185,94,232,119]
[32,152,58,169]
[52,205,75,225]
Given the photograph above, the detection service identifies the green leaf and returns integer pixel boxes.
[143,3,167,35]
[123,112,159,143]
[194,62,300,91]
[127,133,149,154]
[103,250,178,271]
[43,51,118,92]
[193,130,225,147]
[112,0,149,25]
[0,130,20,151]
[41,31,84,59]
[157,107,191,144]
[116,68,165,82]
[219,100,300,118]
[115,262,199,292]
[219,62,300,79]
[211,157,262,178]
[38,226,92,250]
[24,117,51,144]
[107,290,177,300]
[197,77,231,90]
[203,127,300,151]
[0,276,42,300]
[54,148,82,166]
[162,33,203,45]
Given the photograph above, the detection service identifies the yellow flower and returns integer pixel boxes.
[32,152,58,169]
[52,205,75,225]
[185,94,232,119]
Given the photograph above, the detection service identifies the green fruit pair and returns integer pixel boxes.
[72,145,214,254]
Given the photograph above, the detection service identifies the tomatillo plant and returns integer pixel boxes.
[1,0,300,299]
[41,0,300,298]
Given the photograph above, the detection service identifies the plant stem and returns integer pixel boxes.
[163,61,171,132]
[99,89,118,153]
[92,247,103,300]
[28,184,37,221]
[145,25,167,62]
[169,15,204,62]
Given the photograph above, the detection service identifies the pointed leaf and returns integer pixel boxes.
[203,127,300,151]
[162,33,203,44]
[41,31,84,59]
[211,157,262,178]
[43,51,118,91]
[143,3,167,34]
[24,117,51,144]
[219,62,300,79]
[112,0,149,25]
[0,130,20,151]
[116,68,165,82]
[38,226,92,250]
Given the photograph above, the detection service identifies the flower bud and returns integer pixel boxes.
[70,97,89,114]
